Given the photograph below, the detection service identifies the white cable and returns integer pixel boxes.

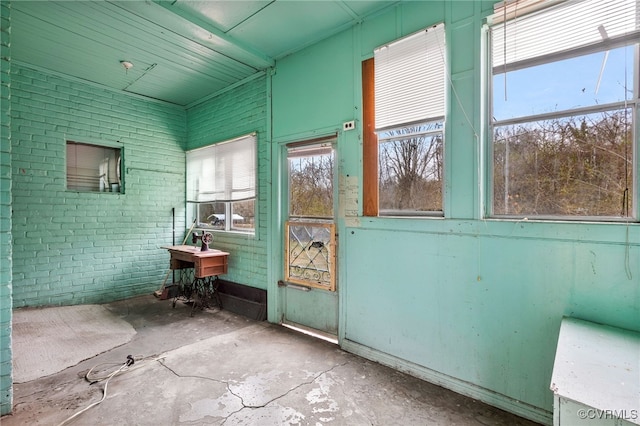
[57,362,128,426]
[56,355,164,426]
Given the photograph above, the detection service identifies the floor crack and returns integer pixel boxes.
[157,358,247,421]
[238,360,351,411]
[158,357,350,424]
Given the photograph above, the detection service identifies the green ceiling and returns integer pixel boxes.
[11,0,396,106]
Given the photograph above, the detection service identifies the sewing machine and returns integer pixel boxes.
[192,231,213,251]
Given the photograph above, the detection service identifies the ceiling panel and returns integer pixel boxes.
[170,0,272,33]
[11,0,397,106]
[227,1,357,58]
[342,0,395,17]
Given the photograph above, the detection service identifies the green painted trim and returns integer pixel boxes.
[151,0,275,68]
[64,135,124,149]
[353,217,640,246]
[186,71,267,110]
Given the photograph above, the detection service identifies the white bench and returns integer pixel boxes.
[551,317,640,426]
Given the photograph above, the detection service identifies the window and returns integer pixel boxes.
[378,121,443,214]
[288,141,334,219]
[489,0,638,220]
[363,23,446,216]
[186,133,256,233]
[66,141,121,193]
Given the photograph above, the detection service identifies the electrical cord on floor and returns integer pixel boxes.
[57,354,163,426]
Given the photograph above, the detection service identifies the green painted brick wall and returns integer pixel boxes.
[11,64,187,308]
[186,76,269,290]
[0,0,12,416]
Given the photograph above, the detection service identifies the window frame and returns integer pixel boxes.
[486,2,639,222]
[362,22,447,218]
[377,120,445,216]
[192,199,255,233]
[287,138,336,221]
[186,133,257,234]
[66,140,123,193]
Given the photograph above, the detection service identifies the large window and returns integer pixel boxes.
[186,133,256,233]
[489,0,638,220]
[363,23,446,217]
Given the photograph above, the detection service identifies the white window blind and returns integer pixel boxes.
[488,0,564,25]
[186,133,256,203]
[491,0,640,73]
[374,23,446,131]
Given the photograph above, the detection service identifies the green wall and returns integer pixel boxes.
[10,64,187,307]
[0,0,12,416]
[2,1,639,423]
[185,75,268,290]
[269,1,640,423]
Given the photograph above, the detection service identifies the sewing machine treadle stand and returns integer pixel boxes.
[163,245,229,316]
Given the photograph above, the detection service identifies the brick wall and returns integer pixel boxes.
[0,0,12,416]
[187,76,268,289]
[11,64,187,308]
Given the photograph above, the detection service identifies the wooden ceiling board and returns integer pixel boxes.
[11,8,141,90]
[11,0,400,105]
[60,1,258,77]
[122,61,241,106]
[12,1,256,104]
[112,0,274,69]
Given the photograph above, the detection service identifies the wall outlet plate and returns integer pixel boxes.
[343,120,355,131]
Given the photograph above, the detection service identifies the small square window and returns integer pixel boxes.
[66,141,122,193]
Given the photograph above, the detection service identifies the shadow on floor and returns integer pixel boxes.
[3,295,542,425]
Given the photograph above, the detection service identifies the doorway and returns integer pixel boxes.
[279,136,338,338]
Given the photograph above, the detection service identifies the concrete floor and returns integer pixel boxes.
[2,295,542,426]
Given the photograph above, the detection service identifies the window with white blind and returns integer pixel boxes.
[489,0,638,220]
[371,22,446,216]
[186,133,256,233]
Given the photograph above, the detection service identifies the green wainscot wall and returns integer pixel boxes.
[268,1,640,423]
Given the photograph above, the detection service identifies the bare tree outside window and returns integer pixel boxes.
[490,0,637,221]
[378,122,443,214]
[289,145,334,218]
[493,110,632,217]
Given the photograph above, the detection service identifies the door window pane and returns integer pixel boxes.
[288,143,334,218]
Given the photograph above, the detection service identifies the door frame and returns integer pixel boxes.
[268,131,340,337]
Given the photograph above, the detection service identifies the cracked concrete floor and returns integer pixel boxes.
[2,295,542,426]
